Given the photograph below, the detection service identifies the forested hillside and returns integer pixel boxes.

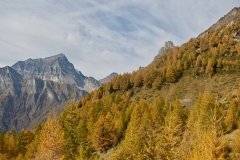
[0,7,240,160]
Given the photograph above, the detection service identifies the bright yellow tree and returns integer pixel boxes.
[35,118,66,160]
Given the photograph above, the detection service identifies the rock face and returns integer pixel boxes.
[159,41,175,54]
[99,72,118,84]
[0,54,99,131]
[0,66,22,95]
[154,41,175,60]
[84,76,101,91]
[12,53,99,92]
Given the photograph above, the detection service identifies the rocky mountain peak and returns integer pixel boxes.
[11,54,83,85]
[0,53,120,131]
[44,53,67,61]
[99,72,118,84]
[0,54,102,131]
[159,41,175,54]
[154,41,175,60]
[164,41,175,49]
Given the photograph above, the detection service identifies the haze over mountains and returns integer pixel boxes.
[0,54,115,131]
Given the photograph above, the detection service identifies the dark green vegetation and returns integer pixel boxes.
[0,7,240,160]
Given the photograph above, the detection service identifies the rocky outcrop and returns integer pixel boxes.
[159,41,175,54]
[154,41,176,60]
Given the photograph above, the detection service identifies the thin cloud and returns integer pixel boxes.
[0,0,238,79]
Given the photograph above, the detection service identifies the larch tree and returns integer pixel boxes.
[2,132,18,158]
[166,65,177,83]
[91,113,118,153]
[224,100,237,132]
[236,43,240,56]
[35,118,66,160]
[112,101,148,160]
[196,55,202,67]
[156,101,183,160]
[230,130,240,159]
[205,58,216,76]
[184,94,227,160]
[59,104,81,159]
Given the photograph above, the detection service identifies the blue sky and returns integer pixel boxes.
[0,0,239,79]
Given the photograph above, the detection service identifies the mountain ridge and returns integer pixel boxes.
[56,7,240,158]
[0,54,100,131]
[199,7,240,37]
[0,6,240,160]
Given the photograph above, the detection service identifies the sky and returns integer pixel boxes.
[0,0,239,79]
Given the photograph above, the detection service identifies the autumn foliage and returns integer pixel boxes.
[0,13,240,160]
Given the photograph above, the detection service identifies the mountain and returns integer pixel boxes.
[154,41,176,60]
[51,7,240,159]
[159,41,175,54]
[0,66,22,95]
[0,54,99,131]
[12,53,99,92]
[199,7,240,37]
[1,7,240,160]
[99,72,118,84]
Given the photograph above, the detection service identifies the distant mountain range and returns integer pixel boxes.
[99,72,118,84]
[0,54,116,131]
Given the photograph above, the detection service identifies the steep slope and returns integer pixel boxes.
[20,78,88,129]
[200,7,240,37]
[0,67,24,130]
[0,54,100,131]
[0,66,22,95]
[1,7,240,160]
[53,7,240,159]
